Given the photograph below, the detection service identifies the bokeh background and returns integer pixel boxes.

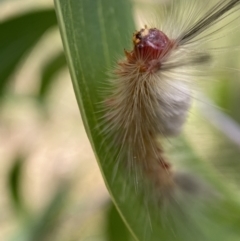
[1,0,240,240]
[0,1,120,241]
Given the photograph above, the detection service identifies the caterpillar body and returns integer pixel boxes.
[103,0,240,201]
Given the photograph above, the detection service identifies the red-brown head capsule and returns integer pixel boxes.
[133,26,172,60]
[125,26,173,72]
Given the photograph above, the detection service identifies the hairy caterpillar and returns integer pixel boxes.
[102,0,240,200]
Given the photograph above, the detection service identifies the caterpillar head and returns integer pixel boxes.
[124,26,174,72]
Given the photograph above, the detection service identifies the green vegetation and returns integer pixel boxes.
[1,0,240,240]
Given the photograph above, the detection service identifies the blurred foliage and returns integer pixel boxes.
[8,155,24,213]
[215,74,240,124]
[38,52,66,102]
[0,9,58,97]
[1,0,240,240]
[10,183,68,241]
[0,1,131,241]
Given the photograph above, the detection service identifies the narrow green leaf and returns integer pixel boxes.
[8,156,24,212]
[0,9,57,96]
[39,52,66,102]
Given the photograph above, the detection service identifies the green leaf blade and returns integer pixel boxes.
[54,1,151,240]
[54,1,240,241]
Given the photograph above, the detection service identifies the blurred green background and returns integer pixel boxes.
[1,0,240,241]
